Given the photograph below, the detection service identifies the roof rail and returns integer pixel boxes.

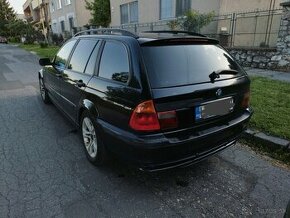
[141,30,207,38]
[74,28,139,38]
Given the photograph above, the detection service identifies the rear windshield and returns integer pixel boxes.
[141,44,245,88]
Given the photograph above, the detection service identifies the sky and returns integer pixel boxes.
[8,0,25,14]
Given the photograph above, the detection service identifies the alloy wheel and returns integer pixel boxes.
[82,117,98,158]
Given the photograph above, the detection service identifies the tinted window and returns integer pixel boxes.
[85,42,101,75]
[54,40,76,69]
[68,39,98,73]
[99,42,129,83]
[142,45,244,88]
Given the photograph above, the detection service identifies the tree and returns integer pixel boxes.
[180,10,215,32]
[168,10,215,33]
[0,0,16,36]
[86,0,111,27]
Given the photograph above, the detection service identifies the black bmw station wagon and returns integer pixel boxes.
[38,29,252,171]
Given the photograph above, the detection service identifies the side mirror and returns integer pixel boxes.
[39,58,52,66]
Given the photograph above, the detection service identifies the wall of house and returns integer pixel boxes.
[50,0,75,34]
[75,0,92,27]
[111,0,158,26]
[50,0,91,35]
[110,0,221,26]
[219,0,282,14]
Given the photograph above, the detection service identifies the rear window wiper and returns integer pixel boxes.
[209,69,239,83]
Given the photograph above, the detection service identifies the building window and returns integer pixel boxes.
[57,0,62,9]
[52,22,57,33]
[68,17,74,30]
[160,0,173,20]
[176,0,191,17]
[51,0,56,12]
[60,20,65,32]
[120,1,138,24]
[120,4,129,24]
[129,2,138,23]
[64,0,71,5]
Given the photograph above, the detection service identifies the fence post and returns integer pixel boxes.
[253,11,259,47]
[230,13,237,47]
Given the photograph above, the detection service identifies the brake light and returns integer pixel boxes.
[242,90,250,108]
[129,100,160,131]
[129,100,178,131]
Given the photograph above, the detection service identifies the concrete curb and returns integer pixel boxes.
[243,129,290,151]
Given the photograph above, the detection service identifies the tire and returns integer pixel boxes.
[39,77,50,104]
[81,111,107,166]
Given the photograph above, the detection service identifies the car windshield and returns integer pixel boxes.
[141,44,245,88]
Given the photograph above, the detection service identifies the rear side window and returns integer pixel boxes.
[54,39,76,69]
[68,39,98,73]
[99,41,130,83]
[142,45,244,88]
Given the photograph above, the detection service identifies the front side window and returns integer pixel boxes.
[160,0,173,19]
[68,39,98,73]
[54,40,76,69]
[176,0,191,17]
[99,42,130,83]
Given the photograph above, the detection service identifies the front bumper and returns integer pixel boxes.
[98,109,253,171]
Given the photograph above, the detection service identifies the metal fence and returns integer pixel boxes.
[112,8,283,48]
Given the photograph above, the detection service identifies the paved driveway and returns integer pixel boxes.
[0,44,290,218]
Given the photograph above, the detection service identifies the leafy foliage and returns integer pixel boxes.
[0,0,16,36]
[168,10,215,32]
[167,20,179,31]
[86,0,111,27]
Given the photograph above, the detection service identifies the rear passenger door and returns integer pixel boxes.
[60,39,100,121]
[86,40,131,128]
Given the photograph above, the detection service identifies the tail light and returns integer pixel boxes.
[242,90,250,109]
[129,100,178,131]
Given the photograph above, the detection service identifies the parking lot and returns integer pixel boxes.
[0,44,290,217]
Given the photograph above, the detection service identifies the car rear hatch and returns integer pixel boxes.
[140,38,250,137]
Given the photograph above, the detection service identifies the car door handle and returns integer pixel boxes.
[56,73,62,78]
[75,80,86,88]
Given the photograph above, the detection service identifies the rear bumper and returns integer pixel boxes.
[98,109,252,171]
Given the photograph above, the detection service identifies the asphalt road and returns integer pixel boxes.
[0,44,290,218]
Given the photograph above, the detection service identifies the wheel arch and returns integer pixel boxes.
[78,99,99,126]
[38,69,44,79]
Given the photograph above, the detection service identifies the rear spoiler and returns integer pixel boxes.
[140,37,219,46]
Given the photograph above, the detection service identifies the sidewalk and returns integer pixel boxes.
[245,67,290,83]
[243,67,290,151]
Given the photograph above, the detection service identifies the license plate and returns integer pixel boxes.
[195,97,235,121]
